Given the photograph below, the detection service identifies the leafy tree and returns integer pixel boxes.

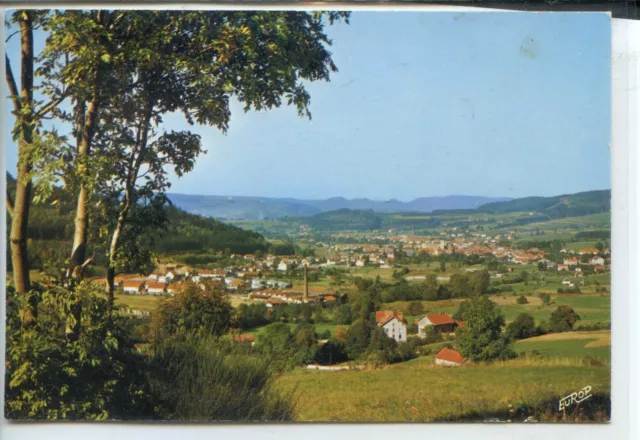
[334,325,349,342]
[365,327,397,364]
[539,292,552,306]
[449,273,470,298]
[468,270,490,296]
[439,261,446,273]
[516,295,529,305]
[6,11,64,297]
[407,301,424,316]
[293,322,318,364]
[314,338,348,365]
[345,319,373,359]
[150,283,235,342]
[506,313,537,340]
[549,305,580,332]
[456,296,515,362]
[335,303,353,325]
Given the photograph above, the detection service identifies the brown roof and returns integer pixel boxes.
[375,310,406,326]
[122,280,144,288]
[436,348,465,364]
[424,313,455,326]
[146,281,166,290]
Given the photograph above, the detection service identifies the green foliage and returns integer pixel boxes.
[236,302,269,329]
[5,283,151,420]
[344,318,373,360]
[516,295,529,305]
[506,313,538,340]
[314,338,348,365]
[150,283,235,342]
[407,301,424,316]
[549,306,581,333]
[455,296,515,362]
[148,336,295,421]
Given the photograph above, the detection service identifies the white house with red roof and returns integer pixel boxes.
[375,311,407,342]
[417,312,458,336]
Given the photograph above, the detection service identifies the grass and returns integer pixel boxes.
[276,359,610,422]
[514,331,611,362]
[113,292,163,313]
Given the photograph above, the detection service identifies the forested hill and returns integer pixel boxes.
[5,172,269,256]
[478,190,611,218]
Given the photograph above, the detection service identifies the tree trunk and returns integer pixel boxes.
[9,12,35,298]
[106,210,126,305]
[70,99,99,280]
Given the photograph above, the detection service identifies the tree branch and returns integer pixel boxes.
[36,93,69,119]
[5,53,21,112]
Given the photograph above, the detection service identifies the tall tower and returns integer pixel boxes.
[303,264,309,302]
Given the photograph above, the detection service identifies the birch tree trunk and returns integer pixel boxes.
[9,12,35,298]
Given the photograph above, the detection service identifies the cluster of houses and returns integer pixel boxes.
[375,310,463,342]
[374,310,466,367]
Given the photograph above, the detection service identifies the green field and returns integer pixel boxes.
[277,359,610,422]
[514,331,610,362]
[113,293,162,313]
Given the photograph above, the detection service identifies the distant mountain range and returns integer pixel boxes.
[166,194,513,220]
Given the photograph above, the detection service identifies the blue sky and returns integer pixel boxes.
[4,11,611,201]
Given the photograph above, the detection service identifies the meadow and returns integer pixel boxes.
[276,358,610,422]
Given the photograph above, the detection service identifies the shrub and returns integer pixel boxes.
[5,283,151,420]
[314,338,349,365]
[150,283,235,343]
[506,313,537,340]
[516,295,528,305]
[407,301,424,316]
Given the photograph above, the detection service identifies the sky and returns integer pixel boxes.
[4,11,612,201]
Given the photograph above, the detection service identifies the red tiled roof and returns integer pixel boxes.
[436,348,465,364]
[122,281,144,288]
[376,310,406,326]
[425,313,454,326]
[146,281,166,289]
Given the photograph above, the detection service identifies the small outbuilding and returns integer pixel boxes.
[435,347,466,367]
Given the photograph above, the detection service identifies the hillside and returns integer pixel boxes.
[167,193,511,220]
[478,190,610,218]
[5,173,269,270]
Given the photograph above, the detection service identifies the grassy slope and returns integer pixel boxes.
[277,360,610,422]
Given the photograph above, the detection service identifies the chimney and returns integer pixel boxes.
[304,264,309,301]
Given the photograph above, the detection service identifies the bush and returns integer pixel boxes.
[506,313,537,340]
[5,283,151,420]
[150,283,235,343]
[318,329,332,339]
[516,295,528,304]
[407,301,424,316]
[314,338,349,365]
[148,336,295,420]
